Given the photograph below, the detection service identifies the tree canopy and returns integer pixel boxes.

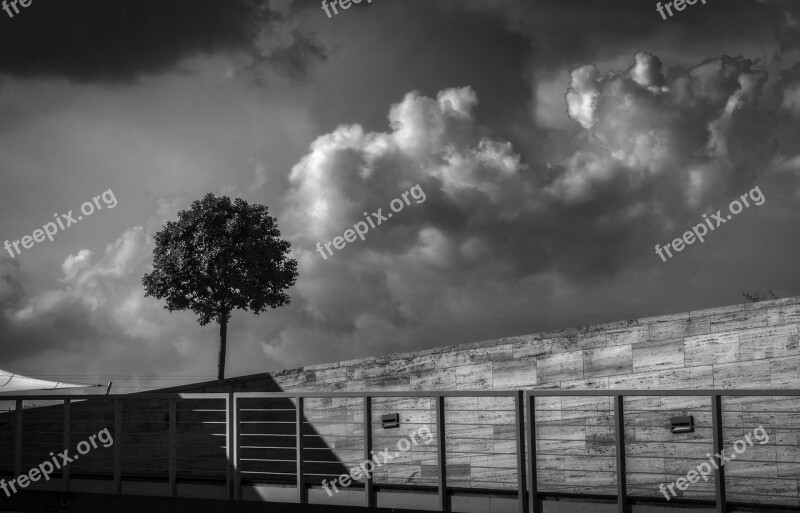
[142,193,298,379]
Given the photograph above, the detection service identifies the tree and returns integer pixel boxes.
[142,194,298,380]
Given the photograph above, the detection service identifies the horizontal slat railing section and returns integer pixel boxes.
[0,393,229,499]
[0,390,798,512]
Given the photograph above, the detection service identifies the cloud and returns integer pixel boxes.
[280,86,547,361]
[0,0,326,82]
[777,63,800,117]
[62,249,94,282]
[0,257,24,310]
[274,41,800,364]
[281,83,663,362]
[565,64,602,130]
[765,0,800,52]
[0,223,222,386]
[557,53,771,204]
[2,45,799,382]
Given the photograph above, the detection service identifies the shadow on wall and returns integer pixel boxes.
[0,376,350,495]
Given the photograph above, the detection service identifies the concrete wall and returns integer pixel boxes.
[260,296,800,395]
[171,296,800,506]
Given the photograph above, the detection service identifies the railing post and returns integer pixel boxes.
[228,393,241,501]
[363,396,376,507]
[712,394,727,513]
[296,396,307,504]
[63,399,70,492]
[14,400,22,477]
[226,393,231,500]
[114,398,122,494]
[613,395,627,513]
[168,398,177,497]
[436,395,450,512]
[515,391,528,513]
[526,392,539,513]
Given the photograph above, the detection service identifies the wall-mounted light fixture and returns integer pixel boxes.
[670,415,694,434]
[381,413,399,429]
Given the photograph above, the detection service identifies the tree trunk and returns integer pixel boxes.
[217,319,228,380]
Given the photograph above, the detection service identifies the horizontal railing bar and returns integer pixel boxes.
[239,409,297,412]
[175,409,227,411]
[200,389,800,399]
[2,389,800,402]
[526,389,800,397]
[239,470,298,475]
[0,393,229,400]
[239,421,297,424]
[234,391,521,398]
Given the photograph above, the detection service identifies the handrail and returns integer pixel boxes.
[0,389,798,513]
[1,388,799,401]
[0,392,229,400]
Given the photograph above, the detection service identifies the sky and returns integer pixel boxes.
[0,0,799,393]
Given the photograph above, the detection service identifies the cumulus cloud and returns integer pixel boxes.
[62,250,94,282]
[0,222,226,387]
[273,47,800,363]
[558,53,772,205]
[4,47,799,380]
[9,229,153,345]
[280,86,547,360]
[565,65,601,130]
[276,82,630,360]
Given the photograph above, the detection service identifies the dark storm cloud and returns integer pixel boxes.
[488,0,777,71]
[0,0,325,81]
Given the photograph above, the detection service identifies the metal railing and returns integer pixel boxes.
[0,389,798,513]
[0,393,229,496]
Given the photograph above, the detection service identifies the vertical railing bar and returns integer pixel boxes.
[226,393,232,500]
[114,398,122,494]
[232,393,241,501]
[13,400,22,477]
[296,396,307,504]
[526,392,539,513]
[63,399,70,492]
[712,394,727,513]
[168,398,177,497]
[363,396,375,507]
[436,395,450,512]
[515,390,528,513]
[614,395,627,513]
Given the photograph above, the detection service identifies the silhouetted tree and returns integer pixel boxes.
[143,194,298,380]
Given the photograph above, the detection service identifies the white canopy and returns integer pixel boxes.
[0,369,100,393]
